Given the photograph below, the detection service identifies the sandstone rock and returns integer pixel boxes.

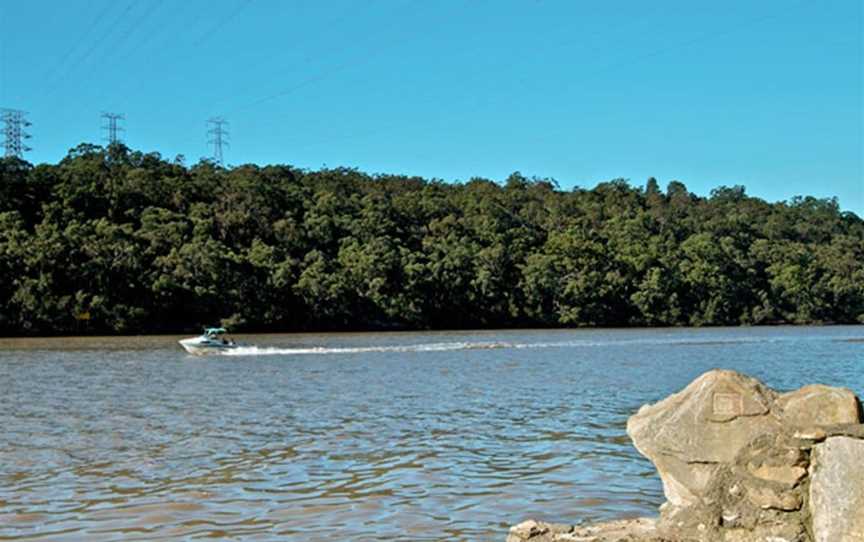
[739,438,807,492]
[506,518,666,542]
[508,520,549,541]
[744,485,802,511]
[738,433,807,489]
[566,517,665,541]
[821,423,864,440]
[722,521,807,542]
[507,370,864,542]
[778,385,860,427]
[748,465,806,487]
[626,370,781,507]
[809,436,864,542]
[792,427,827,443]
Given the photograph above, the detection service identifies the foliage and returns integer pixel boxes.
[1,144,862,335]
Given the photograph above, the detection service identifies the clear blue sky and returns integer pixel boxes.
[1,0,862,214]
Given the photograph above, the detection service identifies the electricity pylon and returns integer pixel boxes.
[1,108,32,158]
[101,112,125,145]
[207,117,229,165]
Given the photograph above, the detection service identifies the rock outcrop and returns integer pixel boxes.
[809,435,864,542]
[507,370,864,542]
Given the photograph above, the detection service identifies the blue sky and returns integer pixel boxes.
[1,0,861,214]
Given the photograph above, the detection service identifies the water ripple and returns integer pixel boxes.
[0,326,862,540]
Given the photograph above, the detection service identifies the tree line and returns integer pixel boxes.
[1,143,862,335]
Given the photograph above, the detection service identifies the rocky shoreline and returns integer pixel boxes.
[506,370,864,542]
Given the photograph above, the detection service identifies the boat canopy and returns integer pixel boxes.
[205,327,227,336]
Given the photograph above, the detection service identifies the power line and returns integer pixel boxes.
[207,117,230,165]
[191,0,253,47]
[227,0,807,147]
[91,0,167,79]
[1,108,32,159]
[105,0,169,65]
[222,0,453,116]
[96,1,199,107]
[44,1,138,99]
[111,0,253,111]
[101,112,125,145]
[38,1,118,96]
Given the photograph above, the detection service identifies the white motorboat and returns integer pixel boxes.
[179,327,239,355]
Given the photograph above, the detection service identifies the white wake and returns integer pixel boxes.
[222,341,515,356]
[214,334,837,357]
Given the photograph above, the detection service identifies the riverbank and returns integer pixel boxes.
[0,321,864,339]
[1,322,861,341]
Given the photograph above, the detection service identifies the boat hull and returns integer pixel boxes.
[179,337,238,355]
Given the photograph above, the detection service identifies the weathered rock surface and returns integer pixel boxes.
[507,370,864,542]
[626,370,781,508]
[777,384,860,427]
[809,436,864,542]
[506,518,671,542]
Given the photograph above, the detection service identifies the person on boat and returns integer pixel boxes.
[205,327,232,345]
[206,328,235,346]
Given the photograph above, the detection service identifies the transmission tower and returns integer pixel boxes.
[1,108,33,159]
[101,112,125,145]
[207,117,229,165]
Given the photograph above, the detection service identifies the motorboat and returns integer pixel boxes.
[179,327,239,355]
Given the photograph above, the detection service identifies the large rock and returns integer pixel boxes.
[809,436,864,542]
[507,370,864,542]
[777,385,860,427]
[626,370,782,507]
[626,370,860,511]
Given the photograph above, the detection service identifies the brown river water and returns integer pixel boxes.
[0,327,862,541]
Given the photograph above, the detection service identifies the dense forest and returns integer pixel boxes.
[0,143,862,335]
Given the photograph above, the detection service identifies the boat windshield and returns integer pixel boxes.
[204,327,227,337]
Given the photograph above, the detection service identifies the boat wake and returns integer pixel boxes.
[222,341,515,356]
[217,334,858,357]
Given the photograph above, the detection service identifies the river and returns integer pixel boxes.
[0,326,862,541]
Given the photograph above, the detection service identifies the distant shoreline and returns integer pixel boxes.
[2,146,862,336]
[1,321,862,341]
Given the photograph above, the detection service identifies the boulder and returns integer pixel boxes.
[626,370,781,507]
[809,436,864,542]
[777,385,860,427]
[626,371,861,511]
[507,370,864,542]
